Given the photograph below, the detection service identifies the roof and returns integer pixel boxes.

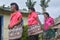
[0,6,11,12]
[55,16,60,24]
[0,6,42,15]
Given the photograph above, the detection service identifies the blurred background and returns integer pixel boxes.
[0,0,60,40]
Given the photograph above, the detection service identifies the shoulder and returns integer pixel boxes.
[32,12,38,16]
[33,12,38,14]
[17,11,21,14]
[16,11,22,15]
[49,17,54,21]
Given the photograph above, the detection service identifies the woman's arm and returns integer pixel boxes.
[48,19,54,29]
[36,17,43,29]
[12,18,21,27]
[37,17,42,25]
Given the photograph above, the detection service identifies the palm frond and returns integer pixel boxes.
[26,0,36,8]
[32,1,36,7]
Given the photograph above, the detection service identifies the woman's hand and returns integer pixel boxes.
[8,25,14,29]
[49,26,52,29]
[8,25,10,29]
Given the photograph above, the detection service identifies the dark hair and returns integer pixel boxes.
[43,12,49,17]
[10,3,19,10]
[29,7,35,11]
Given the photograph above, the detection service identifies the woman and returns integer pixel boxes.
[43,12,55,40]
[8,3,23,40]
[28,7,42,40]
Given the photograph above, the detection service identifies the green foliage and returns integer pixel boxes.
[40,0,45,6]
[26,0,36,9]
[40,0,50,8]
[21,25,28,40]
[39,33,43,40]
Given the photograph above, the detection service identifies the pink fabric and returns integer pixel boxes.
[28,11,38,26]
[44,17,54,30]
[9,11,22,28]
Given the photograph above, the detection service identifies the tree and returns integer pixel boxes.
[40,0,50,13]
[26,0,36,9]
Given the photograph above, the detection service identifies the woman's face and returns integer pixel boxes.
[11,5,16,12]
[43,14,48,18]
[28,9,32,13]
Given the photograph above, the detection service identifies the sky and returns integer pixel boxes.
[0,0,60,24]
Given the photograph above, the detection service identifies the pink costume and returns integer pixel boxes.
[28,11,39,26]
[9,11,22,28]
[44,17,54,30]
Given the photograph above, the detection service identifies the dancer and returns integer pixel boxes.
[8,3,23,40]
[28,7,41,40]
[43,12,55,40]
